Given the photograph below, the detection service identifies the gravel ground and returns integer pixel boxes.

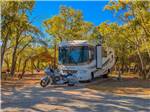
[1,83,150,112]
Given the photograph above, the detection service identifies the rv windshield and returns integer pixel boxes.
[59,46,93,65]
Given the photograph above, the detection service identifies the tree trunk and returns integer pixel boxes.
[143,38,150,59]
[1,30,10,68]
[117,66,121,80]
[131,25,146,79]
[114,65,117,72]
[128,65,130,73]
[121,47,125,74]
[10,33,21,76]
[19,58,28,79]
[31,60,34,74]
[136,48,146,79]
[37,60,40,69]
[121,59,125,74]
[54,40,57,69]
[17,57,22,72]
[4,57,10,70]
[10,44,18,76]
[10,28,23,76]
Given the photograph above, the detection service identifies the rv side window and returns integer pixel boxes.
[89,47,95,61]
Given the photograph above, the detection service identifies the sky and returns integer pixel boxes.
[29,1,121,38]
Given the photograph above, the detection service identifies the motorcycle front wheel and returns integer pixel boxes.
[40,78,50,87]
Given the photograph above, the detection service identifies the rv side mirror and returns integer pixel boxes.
[96,45,102,69]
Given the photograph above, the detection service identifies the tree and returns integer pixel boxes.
[43,6,94,68]
[104,1,150,79]
[1,1,35,68]
[1,1,45,77]
[98,22,131,77]
[44,6,93,41]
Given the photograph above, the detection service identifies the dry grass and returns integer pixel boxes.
[1,72,150,96]
[1,72,44,88]
[87,72,150,95]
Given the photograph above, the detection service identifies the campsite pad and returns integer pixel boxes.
[1,76,150,112]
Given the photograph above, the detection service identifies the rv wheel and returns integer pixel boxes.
[103,74,108,78]
[68,83,75,86]
[108,69,110,73]
[91,72,94,81]
[103,69,110,78]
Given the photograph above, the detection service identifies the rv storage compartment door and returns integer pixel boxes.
[96,45,102,69]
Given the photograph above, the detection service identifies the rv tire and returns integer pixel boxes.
[68,83,75,86]
[103,74,108,78]
[91,72,94,80]
[103,69,110,78]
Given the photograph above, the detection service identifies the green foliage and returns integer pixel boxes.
[44,6,94,42]
[1,1,50,77]
[103,1,150,78]
[2,1,150,79]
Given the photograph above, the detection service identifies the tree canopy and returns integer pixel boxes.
[44,6,94,41]
[1,1,150,79]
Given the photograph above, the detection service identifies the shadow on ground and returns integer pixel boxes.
[1,83,150,112]
[87,78,150,95]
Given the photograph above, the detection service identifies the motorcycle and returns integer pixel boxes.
[40,67,78,87]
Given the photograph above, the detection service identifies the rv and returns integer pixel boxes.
[58,40,115,81]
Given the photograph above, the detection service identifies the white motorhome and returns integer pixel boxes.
[58,40,115,81]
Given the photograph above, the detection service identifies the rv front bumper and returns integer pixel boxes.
[61,69,90,81]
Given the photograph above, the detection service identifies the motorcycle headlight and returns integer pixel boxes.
[59,70,64,74]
